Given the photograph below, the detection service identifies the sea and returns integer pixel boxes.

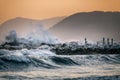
[0,49,120,80]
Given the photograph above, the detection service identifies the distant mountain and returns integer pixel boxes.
[0,17,65,41]
[40,17,65,29]
[0,16,65,29]
[50,11,120,42]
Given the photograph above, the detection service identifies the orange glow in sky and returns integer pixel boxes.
[0,0,120,23]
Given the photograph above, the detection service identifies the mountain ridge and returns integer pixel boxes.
[0,16,65,42]
[50,11,120,42]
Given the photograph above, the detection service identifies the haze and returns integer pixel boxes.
[0,0,120,23]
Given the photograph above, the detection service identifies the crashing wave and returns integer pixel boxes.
[0,25,60,49]
[0,49,56,71]
[0,48,120,71]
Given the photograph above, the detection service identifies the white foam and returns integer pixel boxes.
[0,48,56,63]
[0,24,60,45]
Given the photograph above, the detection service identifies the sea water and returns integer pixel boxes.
[0,49,120,80]
[0,26,120,80]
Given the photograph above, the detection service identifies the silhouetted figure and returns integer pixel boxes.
[103,37,105,47]
[107,38,110,48]
[84,38,88,48]
[111,38,114,47]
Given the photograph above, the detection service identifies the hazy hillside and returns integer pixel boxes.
[40,17,65,29]
[0,17,65,41]
[50,11,120,42]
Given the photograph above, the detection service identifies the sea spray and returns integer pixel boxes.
[26,25,60,45]
[0,25,60,50]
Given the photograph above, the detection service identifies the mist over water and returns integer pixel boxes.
[0,24,120,80]
[0,24,60,46]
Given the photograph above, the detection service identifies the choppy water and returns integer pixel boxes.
[0,49,120,80]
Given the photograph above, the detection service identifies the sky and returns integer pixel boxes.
[0,0,120,23]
